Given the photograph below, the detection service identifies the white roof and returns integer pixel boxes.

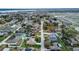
[75,27,79,32]
[3,48,10,51]
[11,25,16,28]
[73,48,79,51]
[50,32,58,40]
[0,32,4,35]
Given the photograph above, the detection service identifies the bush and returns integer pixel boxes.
[35,36,41,43]
[33,44,41,49]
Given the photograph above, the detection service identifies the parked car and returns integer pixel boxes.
[57,43,62,48]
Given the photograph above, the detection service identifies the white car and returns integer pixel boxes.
[57,43,62,48]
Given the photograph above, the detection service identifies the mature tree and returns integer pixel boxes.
[15,14,24,22]
[64,27,78,38]
[44,39,50,49]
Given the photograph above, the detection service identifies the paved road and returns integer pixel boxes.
[0,24,21,45]
[41,21,45,51]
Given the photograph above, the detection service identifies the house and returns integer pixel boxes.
[50,42,61,51]
[49,32,58,42]
[70,38,78,46]
[3,48,10,51]
[0,31,8,36]
[27,37,36,45]
[73,48,79,51]
[63,20,72,27]
[0,32,4,36]
[15,33,26,40]
[75,35,79,42]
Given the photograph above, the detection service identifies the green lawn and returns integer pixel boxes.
[0,32,12,42]
[21,41,41,49]
[0,36,6,42]
[21,42,29,48]
[32,44,41,49]
[57,36,71,51]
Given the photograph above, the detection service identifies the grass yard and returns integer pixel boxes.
[0,36,6,42]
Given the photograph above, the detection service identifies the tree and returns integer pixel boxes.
[35,36,41,43]
[60,21,66,39]
[24,39,28,48]
[15,14,24,22]
[64,27,78,38]
[44,39,50,49]
[22,24,26,27]
[0,15,9,19]
[52,17,57,21]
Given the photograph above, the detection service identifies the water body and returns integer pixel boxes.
[0,8,79,12]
